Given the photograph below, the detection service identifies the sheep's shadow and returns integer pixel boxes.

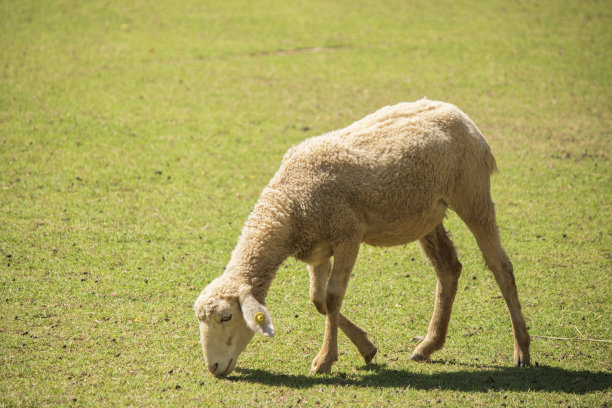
[231,362,611,394]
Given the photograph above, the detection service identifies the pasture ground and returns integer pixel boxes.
[1,0,610,406]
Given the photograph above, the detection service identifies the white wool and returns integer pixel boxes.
[194,100,529,377]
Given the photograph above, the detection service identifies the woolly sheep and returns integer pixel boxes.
[194,99,531,377]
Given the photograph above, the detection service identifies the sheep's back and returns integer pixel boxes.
[266,100,494,244]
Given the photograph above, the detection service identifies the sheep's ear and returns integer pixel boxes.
[240,293,275,338]
[193,295,207,321]
[195,304,206,321]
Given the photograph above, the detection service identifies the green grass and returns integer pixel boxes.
[1,0,610,406]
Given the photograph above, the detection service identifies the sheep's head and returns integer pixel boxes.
[194,278,274,377]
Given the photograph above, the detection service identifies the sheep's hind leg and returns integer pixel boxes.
[309,261,377,365]
[459,208,530,367]
[310,241,360,374]
[411,223,462,362]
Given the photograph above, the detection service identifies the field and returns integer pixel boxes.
[1,0,610,406]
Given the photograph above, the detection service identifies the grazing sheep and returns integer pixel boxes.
[194,99,531,377]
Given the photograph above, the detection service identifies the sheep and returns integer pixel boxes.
[194,98,531,377]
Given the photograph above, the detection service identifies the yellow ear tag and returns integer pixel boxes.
[254,312,266,325]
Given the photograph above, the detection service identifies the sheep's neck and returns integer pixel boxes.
[226,218,292,303]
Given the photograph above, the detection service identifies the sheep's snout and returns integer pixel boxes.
[208,358,236,378]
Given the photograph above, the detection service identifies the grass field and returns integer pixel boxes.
[1,0,611,406]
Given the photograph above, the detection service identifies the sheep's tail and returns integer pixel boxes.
[484,145,498,174]
[468,118,497,174]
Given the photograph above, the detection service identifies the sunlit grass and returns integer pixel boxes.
[1,0,610,406]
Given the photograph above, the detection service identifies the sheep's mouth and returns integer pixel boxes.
[213,358,234,378]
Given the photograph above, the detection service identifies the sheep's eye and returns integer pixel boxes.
[220,314,232,322]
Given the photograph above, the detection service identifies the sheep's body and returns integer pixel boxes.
[195,99,530,377]
[269,100,495,256]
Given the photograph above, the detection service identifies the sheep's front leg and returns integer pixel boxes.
[339,313,377,364]
[309,262,377,364]
[309,261,331,315]
[311,241,360,374]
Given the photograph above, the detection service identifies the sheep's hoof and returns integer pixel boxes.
[514,353,530,367]
[410,352,429,362]
[363,346,377,364]
[310,361,333,375]
[515,359,529,368]
[310,352,336,375]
